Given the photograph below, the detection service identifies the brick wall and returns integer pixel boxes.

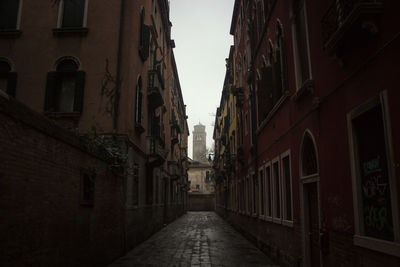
[0,95,125,266]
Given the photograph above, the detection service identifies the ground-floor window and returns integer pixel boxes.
[281,151,293,223]
[272,158,281,220]
[348,92,399,255]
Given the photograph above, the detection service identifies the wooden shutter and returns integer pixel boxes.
[6,72,17,97]
[73,71,85,113]
[44,72,58,112]
[139,25,150,61]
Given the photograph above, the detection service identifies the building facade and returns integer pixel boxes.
[188,160,214,194]
[214,0,400,266]
[0,0,189,264]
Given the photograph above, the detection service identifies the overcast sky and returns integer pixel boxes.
[169,0,234,158]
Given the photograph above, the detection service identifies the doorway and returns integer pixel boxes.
[304,181,321,267]
[300,130,321,266]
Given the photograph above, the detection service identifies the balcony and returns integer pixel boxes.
[170,120,181,145]
[147,69,164,109]
[321,0,383,54]
[168,161,180,180]
[147,135,167,166]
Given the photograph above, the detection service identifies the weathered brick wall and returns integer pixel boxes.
[0,96,125,267]
[188,194,215,211]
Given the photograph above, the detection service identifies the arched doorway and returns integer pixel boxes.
[300,130,321,267]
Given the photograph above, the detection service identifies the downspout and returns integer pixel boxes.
[115,0,127,254]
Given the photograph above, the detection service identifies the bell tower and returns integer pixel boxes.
[192,123,206,162]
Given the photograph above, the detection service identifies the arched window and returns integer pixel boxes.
[44,57,85,113]
[0,59,17,97]
[135,76,144,132]
[292,0,311,88]
[301,131,318,176]
[273,20,285,102]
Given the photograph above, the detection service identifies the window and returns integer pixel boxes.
[265,163,272,218]
[139,7,150,61]
[133,163,139,206]
[256,63,273,125]
[274,21,287,100]
[58,0,87,28]
[44,58,85,113]
[135,76,144,131]
[292,0,312,89]
[259,167,265,217]
[246,176,250,214]
[245,112,249,136]
[281,151,293,224]
[256,0,265,40]
[252,174,257,215]
[80,171,95,206]
[0,0,21,30]
[348,93,399,256]
[301,131,318,177]
[272,158,281,221]
[0,60,17,97]
[256,29,288,126]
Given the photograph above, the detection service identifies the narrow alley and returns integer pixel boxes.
[109,212,276,267]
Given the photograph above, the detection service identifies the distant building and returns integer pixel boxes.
[188,160,214,194]
[188,124,215,211]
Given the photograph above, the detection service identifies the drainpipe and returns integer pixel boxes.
[115,0,127,254]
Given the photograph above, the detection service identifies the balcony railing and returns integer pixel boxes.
[321,0,383,52]
[168,161,180,179]
[147,69,165,109]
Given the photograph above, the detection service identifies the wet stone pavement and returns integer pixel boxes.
[109,212,277,267]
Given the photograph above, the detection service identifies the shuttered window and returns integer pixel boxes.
[139,8,150,61]
[44,59,85,113]
[0,0,20,30]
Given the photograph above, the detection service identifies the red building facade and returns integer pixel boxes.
[214,0,400,266]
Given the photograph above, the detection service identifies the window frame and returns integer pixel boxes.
[57,0,89,29]
[264,162,273,221]
[272,156,282,223]
[281,150,294,227]
[258,165,266,219]
[291,0,313,90]
[44,57,85,114]
[347,91,400,256]
[252,172,258,216]
[0,0,23,31]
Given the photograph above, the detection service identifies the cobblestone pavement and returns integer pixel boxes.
[109,211,277,267]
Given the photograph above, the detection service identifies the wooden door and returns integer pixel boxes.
[306,182,321,267]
